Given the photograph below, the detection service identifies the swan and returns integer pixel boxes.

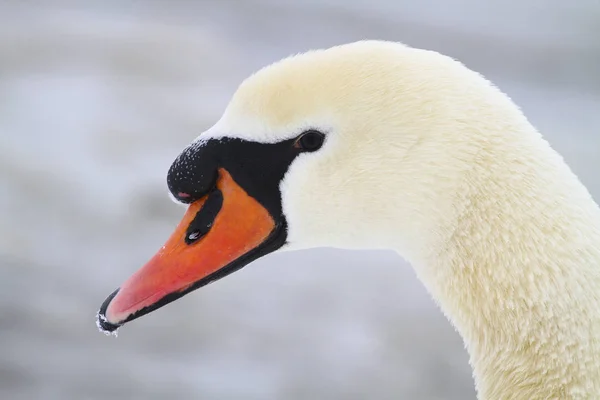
[96,40,600,399]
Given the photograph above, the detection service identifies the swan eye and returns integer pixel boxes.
[294,130,325,152]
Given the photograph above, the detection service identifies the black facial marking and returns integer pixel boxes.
[168,137,303,220]
[185,189,223,244]
[169,159,218,204]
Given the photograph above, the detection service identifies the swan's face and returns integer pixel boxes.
[97,41,488,333]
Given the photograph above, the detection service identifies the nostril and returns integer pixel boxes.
[184,189,223,245]
[186,230,203,243]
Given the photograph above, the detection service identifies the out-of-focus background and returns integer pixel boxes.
[1,1,598,399]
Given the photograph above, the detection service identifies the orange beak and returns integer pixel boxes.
[97,168,278,332]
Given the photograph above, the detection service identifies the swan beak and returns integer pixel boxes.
[97,169,277,333]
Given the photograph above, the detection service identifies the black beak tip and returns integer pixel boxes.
[96,288,121,336]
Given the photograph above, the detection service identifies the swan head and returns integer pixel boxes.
[97,40,531,332]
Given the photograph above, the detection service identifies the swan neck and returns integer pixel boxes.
[405,136,600,398]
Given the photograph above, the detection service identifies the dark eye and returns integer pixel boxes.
[294,130,325,152]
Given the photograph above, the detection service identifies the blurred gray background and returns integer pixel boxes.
[1,1,599,399]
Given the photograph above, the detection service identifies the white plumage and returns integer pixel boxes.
[197,40,600,399]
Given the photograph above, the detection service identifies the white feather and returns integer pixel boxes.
[193,40,600,399]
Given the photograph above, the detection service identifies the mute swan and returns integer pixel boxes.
[97,40,600,399]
